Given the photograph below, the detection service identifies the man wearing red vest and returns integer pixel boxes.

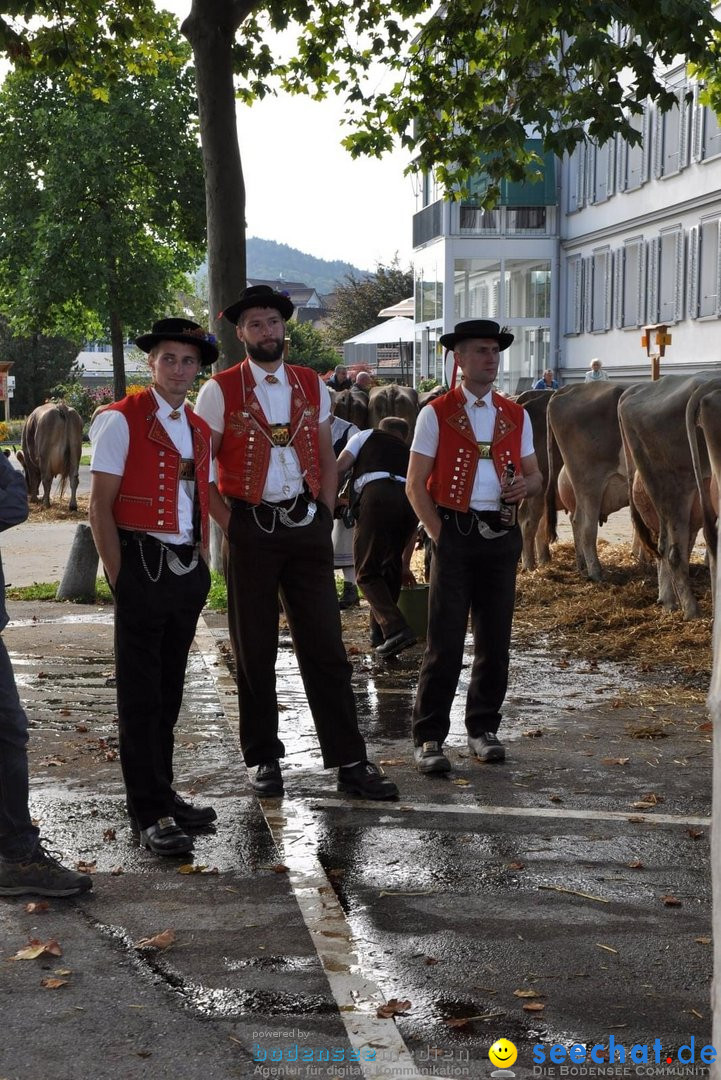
[406,320,543,775]
[89,318,218,856]
[194,285,398,801]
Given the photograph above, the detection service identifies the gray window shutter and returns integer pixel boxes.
[652,109,663,179]
[673,230,684,322]
[614,246,624,328]
[715,229,721,318]
[688,225,699,319]
[638,241,647,327]
[679,87,690,171]
[617,134,627,193]
[604,251,613,330]
[642,108,652,183]
[647,237,660,323]
[583,255,593,333]
[587,143,596,205]
[692,85,703,164]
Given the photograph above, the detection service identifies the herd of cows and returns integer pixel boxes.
[334,376,721,622]
[15,374,721,623]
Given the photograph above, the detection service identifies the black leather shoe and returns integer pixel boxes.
[139,817,194,856]
[251,760,284,796]
[337,761,398,800]
[375,625,417,658]
[467,731,506,763]
[414,741,451,775]
[172,794,217,828]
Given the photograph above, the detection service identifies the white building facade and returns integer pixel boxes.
[412,60,721,392]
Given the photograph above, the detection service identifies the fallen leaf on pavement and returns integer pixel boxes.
[688,829,704,840]
[452,778,470,787]
[522,729,544,738]
[661,895,682,907]
[513,989,541,998]
[177,864,219,875]
[134,929,176,951]
[39,756,66,768]
[379,759,406,767]
[377,998,411,1019]
[12,938,63,960]
[601,757,629,766]
[41,977,67,989]
[110,866,124,876]
[102,829,116,842]
[506,860,525,871]
[24,901,49,914]
[53,968,72,976]
[522,1002,545,1012]
[695,937,712,945]
[424,956,439,966]
[76,860,96,874]
[627,860,644,869]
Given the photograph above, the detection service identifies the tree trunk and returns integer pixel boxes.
[182,0,251,372]
[56,524,99,602]
[109,306,126,401]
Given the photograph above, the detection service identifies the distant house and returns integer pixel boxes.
[247,278,330,327]
[73,347,148,388]
[343,317,414,383]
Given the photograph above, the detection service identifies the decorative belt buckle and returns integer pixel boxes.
[179,459,195,481]
[270,424,290,447]
[477,441,492,459]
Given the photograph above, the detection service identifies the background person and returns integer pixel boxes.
[194,285,398,802]
[336,417,418,658]
[327,364,352,392]
[353,371,373,392]
[331,408,360,609]
[406,319,543,776]
[89,318,218,857]
[584,358,610,382]
[0,453,92,896]
[533,369,558,390]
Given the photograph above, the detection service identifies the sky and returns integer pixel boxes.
[160,3,416,273]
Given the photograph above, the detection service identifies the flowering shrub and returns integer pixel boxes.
[51,383,115,423]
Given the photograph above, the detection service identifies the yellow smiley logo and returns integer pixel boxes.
[489,1039,518,1069]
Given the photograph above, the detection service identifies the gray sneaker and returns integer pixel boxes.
[0,842,93,897]
[467,731,506,763]
[414,741,451,774]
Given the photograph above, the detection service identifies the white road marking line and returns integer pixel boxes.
[195,618,445,1080]
[308,798,710,829]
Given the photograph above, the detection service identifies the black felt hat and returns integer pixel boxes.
[222,285,294,325]
[135,318,218,366]
[439,319,514,352]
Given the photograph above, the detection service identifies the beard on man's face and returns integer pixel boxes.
[245,337,284,363]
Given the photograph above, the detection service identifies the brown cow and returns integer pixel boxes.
[546,382,632,581]
[516,390,556,570]
[18,401,83,511]
[332,387,370,430]
[368,384,418,434]
[686,379,721,608]
[619,374,718,619]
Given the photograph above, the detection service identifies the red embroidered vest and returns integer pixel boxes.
[427,386,525,512]
[107,388,212,546]
[213,360,322,503]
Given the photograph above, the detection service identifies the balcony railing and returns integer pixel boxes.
[413,200,443,247]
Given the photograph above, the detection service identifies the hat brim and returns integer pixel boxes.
[135,332,218,367]
[223,295,294,324]
[439,330,514,352]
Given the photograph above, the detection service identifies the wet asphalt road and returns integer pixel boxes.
[0,601,712,1080]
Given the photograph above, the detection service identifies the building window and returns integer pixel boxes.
[616,238,646,328]
[688,219,721,319]
[505,259,551,319]
[459,205,500,232]
[453,259,500,320]
[589,140,615,203]
[415,262,443,322]
[658,228,684,323]
[565,255,583,335]
[506,207,547,232]
[654,85,688,178]
[590,248,613,332]
[618,110,649,192]
[567,143,586,213]
[701,105,721,161]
